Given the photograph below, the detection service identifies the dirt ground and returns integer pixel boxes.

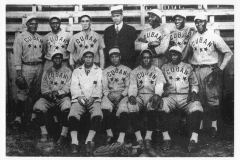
[6,110,234,157]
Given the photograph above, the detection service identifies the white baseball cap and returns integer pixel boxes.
[83,50,94,57]
[109,48,120,56]
[140,49,153,57]
[49,15,61,21]
[173,14,186,20]
[147,9,163,19]
[51,50,63,60]
[194,14,207,21]
[110,5,123,14]
[25,15,37,24]
[169,46,182,55]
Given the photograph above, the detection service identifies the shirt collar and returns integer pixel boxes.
[115,22,123,31]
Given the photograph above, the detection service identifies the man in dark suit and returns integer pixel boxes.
[104,5,137,69]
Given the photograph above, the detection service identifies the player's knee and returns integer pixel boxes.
[69,116,79,131]
[61,100,71,111]
[91,108,103,120]
[188,101,203,113]
[116,105,128,117]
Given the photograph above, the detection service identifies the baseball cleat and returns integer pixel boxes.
[105,136,113,146]
[56,135,67,146]
[162,140,171,151]
[210,127,218,138]
[187,140,198,153]
[86,141,95,157]
[70,144,79,154]
[145,139,157,157]
[40,134,49,143]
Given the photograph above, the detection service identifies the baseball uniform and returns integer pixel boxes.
[43,29,72,70]
[135,25,171,68]
[169,26,195,60]
[128,65,166,112]
[101,64,131,116]
[33,66,72,112]
[67,30,105,68]
[68,64,103,120]
[161,62,203,113]
[188,29,233,107]
[13,31,43,101]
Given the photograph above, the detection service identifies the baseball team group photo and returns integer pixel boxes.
[5,4,234,157]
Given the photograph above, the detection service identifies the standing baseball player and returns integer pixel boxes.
[13,15,43,130]
[67,15,105,70]
[100,48,131,147]
[188,14,233,137]
[104,5,137,69]
[160,46,203,153]
[68,50,103,156]
[135,9,171,68]
[33,50,72,144]
[128,49,166,156]
[42,15,72,71]
[169,14,196,61]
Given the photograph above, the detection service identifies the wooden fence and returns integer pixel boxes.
[6,4,234,111]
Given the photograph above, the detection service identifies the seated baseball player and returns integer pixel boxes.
[128,49,166,157]
[160,46,203,153]
[33,50,72,145]
[100,48,131,147]
[68,50,103,156]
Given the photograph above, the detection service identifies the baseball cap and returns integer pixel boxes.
[111,5,123,14]
[173,14,186,20]
[147,9,163,19]
[79,14,92,21]
[140,49,153,57]
[169,46,182,55]
[25,15,37,24]
[194,14,207,21]
[51,50,63,60]
[49,15,61,21]
[83,50,94,57]
[109,48,120,56]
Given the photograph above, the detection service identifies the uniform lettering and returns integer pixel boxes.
[207,41,213,47]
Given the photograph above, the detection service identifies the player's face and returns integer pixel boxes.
[83,53,94,66]
[110,53,121,66]
[111,13,123,25]
[27,19,38,34]
[148,13,160,27]
[170,51,182,65]
[52,54,63,67]
[81,17,91,30]
[174,16,185,29]
[141,52,152,68]
[195,19,207,34]
[50,18,61,33]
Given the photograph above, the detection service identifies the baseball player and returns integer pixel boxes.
[188,14,233,137]
[67,15,105,70]
[135,9,171,68]
[100,48,131,147]
[128,49,166,156]
[160,46,203,153]
[104,5,137,69]
[169,14,196,61]
[33,50,72,144]
[13,15,43,130]
[42,15,72,71]
[68,51,103,156]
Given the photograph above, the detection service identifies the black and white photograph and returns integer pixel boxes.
[4,0,236,158]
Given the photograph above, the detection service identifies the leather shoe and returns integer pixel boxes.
[40,134,48,143]
[70,144,78,154]
[210,127,218,138]
[145,139,157,157]
[187,140,198,153]
[86,141,94,157]
[162,140,171,151]
[57,135,67,146]
[105,136,113,146]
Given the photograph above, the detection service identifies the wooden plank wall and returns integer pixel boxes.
[6,4,234,107]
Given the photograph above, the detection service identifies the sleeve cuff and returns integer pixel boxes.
[58,90,65,96]
[141,43,148,50]
[16,66,21,70]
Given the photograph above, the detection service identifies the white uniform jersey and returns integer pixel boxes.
[189,29,233,69]
[161,62,198,94]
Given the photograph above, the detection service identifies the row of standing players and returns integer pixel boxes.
[13,5,233,156]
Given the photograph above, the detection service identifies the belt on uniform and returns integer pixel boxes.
[192,63,217,68]
[22,61,42,65]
